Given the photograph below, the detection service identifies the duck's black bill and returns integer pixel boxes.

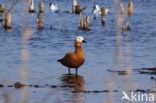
[82,40,87,43]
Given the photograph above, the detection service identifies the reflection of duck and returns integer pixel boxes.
[61,74,84,92]
[120,2,125,14]
[57,36,86,75]
[49,2,58,12]
[60,74,84,103]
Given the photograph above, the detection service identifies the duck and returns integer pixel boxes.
[74,5,86,14]
[127,1,133,16]
[49,2,58,12]
[57,36,86,75]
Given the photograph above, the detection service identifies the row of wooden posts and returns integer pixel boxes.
[29,0,44,30]
[0,0,44,30]
[0,0,133,31]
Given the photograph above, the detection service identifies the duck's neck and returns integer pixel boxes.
[75,46,83,54]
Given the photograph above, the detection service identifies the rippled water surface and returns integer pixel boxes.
[0,0,156,103]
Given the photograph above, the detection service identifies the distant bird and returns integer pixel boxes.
[92,5,110,20]
[75,5,86,14]
[57,36,86,75]
[92,5,101,19]
[49,2,58,12]
[93,5,101,15]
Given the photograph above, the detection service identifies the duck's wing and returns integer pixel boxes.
[58,52,79,67]
[57,52,74,62]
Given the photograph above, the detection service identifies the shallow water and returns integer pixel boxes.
[0,0,156,103]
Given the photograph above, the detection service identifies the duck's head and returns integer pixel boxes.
[75,36,87,47]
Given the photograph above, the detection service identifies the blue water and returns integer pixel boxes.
[0,0,156,103]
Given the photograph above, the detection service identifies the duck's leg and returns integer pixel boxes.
[68,67,71,75]
[93,15,96,20]
[75,68,78,76]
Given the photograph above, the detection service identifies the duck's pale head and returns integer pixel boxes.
[76,36,86,43]
[75,36,86,47]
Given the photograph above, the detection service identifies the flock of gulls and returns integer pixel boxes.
[0,0,134,75]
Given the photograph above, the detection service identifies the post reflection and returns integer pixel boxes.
[60,74,84,103]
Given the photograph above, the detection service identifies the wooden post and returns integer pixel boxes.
[120,2,125,14]
[79,13,83,29]
[29,0,35,13]
[122,23,131,31]
[101,8,106,25]
[0,4,4,12]
[39,0,44,13]
[127,1,133,16]
[85,16,90,31]
[78,14,90,31]
[126,23,131,31]
[72,0,77,13]
[37,12,43,30]
[3,14,12,29]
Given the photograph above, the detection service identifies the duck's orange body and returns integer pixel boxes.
[58,36,86,75]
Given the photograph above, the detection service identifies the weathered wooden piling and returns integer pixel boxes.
[127,1,133,16]
[122,23,131,31]
[101,8,106,25]
[29,0,35,13]
[84,16,90,31]
[79,13,83,29]
[79,14,90,31]
[120,2,125,14]
[72,0,77,13]
[37,12,43,30]
[39,0,44,13]
[2,14,12,29]
[0,4,4,12]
